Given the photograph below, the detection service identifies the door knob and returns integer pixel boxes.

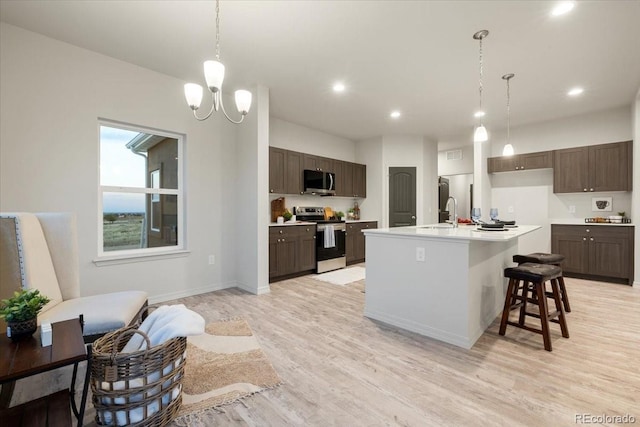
[411,215,416,219]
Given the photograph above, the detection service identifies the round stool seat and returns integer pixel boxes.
[504,262,562,282]
[513,252,565,265]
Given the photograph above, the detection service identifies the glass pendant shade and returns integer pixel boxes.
[234,90,252,114]
[184,83,204,110]
[502,143,514,156]
[474,125,488,142]
[204,60,225,92]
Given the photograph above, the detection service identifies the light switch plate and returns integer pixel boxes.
[416,247,425,262]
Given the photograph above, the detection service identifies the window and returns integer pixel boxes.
[98,121,184,257]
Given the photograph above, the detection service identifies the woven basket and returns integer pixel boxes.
[91,325,187,426]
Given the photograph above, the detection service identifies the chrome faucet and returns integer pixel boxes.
[447,196,458,228]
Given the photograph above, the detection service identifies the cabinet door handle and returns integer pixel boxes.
[590,188,594,191]
[515,166,519,170]
[313,236,316,239]
[583,237,586,241]
[282,238,285,242]
[583,188,588,191]
[270,189,274,193]
[586,229,590,233]
[521,166,524,170]
[590,237,594,241]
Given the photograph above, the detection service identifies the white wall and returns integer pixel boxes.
[442,174,473,219]
[236,86,270,295]
[0,23,241,302]
[378,135,438,227]
[270,117,356,160]
[356,137,384,223]
[438,145,474,176]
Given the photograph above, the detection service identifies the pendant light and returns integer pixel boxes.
[184,0,252,123]
[473,30,489,143]
[502,73,515,156]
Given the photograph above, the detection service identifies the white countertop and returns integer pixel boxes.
[345,219,378,223]
[363,224,541,242]
[269,221,316,227]
[550,218,633,226]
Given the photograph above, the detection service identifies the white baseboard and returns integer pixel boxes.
[235,281,271,295]
[148,281,236,304]
[633,280,639,288]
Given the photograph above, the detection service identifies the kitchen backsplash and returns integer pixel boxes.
[269,194,360,222]
[550,192,632,219]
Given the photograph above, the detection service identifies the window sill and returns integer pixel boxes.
[93,250,190,267]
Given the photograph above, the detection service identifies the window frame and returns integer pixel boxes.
[97,119,186,260]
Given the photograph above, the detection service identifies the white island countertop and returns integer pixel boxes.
[364,224,540,242]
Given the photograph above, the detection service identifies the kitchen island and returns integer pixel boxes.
[362,224,540,349]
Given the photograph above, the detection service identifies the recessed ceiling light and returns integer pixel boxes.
[390,111,401,119]
[568,87,584,96]
[332,82,345,93]
[551,1,575,16]
[474,111,485,118]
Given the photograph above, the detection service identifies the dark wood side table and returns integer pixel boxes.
[0,317,91,427]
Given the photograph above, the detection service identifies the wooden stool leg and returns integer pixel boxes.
[500,278,517,335]
[518,281,529,326]
[551,278,569,338]
[558,276,571,312]
[536,281,552,351]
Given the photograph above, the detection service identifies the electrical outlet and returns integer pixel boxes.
[508,206,514,213]
[208,255,215,265]
[416,247,425,262]
[569,205,576,213]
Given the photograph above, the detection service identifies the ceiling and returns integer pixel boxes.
[1,1,639,143]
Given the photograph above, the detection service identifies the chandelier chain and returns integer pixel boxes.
[215,0,220,60]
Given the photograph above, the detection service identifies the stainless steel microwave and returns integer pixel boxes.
[303,169,336,196]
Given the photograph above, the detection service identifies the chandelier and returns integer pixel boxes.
[184,0,252,123]
[473,30,489,143]
[502,73,515,156]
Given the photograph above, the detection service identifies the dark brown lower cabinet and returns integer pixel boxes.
[346,221,377,265]
[269,225,316,282]
[551,224,634,285]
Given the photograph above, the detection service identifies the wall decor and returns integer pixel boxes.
[592,197,612,212]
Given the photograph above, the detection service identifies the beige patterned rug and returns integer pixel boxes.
[174,318,281,423]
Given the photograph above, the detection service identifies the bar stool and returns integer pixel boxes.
[513,252,571,312]
[499,263,569,351]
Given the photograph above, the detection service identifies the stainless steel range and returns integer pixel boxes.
[294,207,346,273]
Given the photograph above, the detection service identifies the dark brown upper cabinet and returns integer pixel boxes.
[553,141,632,193]
[303,154,334,173]
[487,151,552,173]
[269,147,366,198]
[269,147,286,194]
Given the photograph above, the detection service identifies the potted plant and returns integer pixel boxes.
[335,211,344,220]
[0,289,50,342]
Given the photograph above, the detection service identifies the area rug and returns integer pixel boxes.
[311,266,366,286]
[174,318,281,423]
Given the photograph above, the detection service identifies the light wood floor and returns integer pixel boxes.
[140,272,640,427]
[8,270,617,425]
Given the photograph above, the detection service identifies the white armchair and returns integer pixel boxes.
[0,212,148,342]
